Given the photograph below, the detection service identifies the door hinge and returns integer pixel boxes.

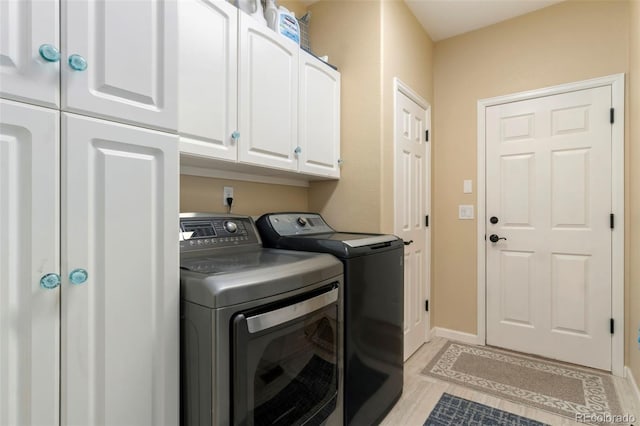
[425,130,429,142]
[425,300,429,312]
[425,215,429,227]
[610,318,614,334]
[610,108,614,124]
[610,213,614,229]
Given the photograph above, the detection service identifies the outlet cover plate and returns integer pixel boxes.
[223,186,234,206]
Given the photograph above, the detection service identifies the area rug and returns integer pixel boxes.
[421,342,622,423]
[424,393,548,426]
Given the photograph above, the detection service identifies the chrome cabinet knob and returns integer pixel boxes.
[294,146,302,155]
[39,44,60,62]
[231,131,240,141]
[40,273,61,289]
[68,54,87,71]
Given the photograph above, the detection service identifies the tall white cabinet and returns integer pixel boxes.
[0,100,61,426]
[0,0,179,424]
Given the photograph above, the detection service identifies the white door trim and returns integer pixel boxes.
[393,77,431,345]
[476,73,625,376]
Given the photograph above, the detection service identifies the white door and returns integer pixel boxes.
[0,99,60,425]
[61,113,179,425]
[62,0,177,132]
[298,50,341,177]
[0,0,60,108]
[238,13,298,171]
[486,86,612,370]
[394,88,430,361]
[178,0,238,161]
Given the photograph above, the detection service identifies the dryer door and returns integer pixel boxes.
[232,284,339,426]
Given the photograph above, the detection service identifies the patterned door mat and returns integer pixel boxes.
[425,393,548,426]
[422,342,623,423]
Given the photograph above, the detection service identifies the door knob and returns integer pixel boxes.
[489,234,507,243]
[490,216,499,224]
[404,240,414,246]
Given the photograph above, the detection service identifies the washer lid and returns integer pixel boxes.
[180,249,342,308]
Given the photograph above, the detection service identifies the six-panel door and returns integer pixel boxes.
[61,113,179,425]
[0,100,60,426]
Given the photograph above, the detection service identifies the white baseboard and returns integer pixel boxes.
[433,327,484,345]
[626,366,640,406]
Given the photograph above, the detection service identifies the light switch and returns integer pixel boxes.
[463,180,473,194]
[459,205,474,220]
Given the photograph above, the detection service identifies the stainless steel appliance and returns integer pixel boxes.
[180,213,343,426]
[255,213,404,426]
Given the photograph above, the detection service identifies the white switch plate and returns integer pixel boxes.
[463,180,473,194]
[223,186,234,206]
[459,205,474,219]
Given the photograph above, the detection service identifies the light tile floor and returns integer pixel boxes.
[380,337,640,426]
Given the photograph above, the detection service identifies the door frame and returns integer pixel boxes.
[393,77,432,345]
[476,73,625,376]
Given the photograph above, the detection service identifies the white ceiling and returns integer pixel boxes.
[404,0,564,42]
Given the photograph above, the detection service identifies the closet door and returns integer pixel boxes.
[61,113,179,425]
[0,99,60,426]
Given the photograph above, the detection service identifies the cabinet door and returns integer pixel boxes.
[0,100,60,426]
[62,0,177,132]
[179,0,238,161]
[238,14,298,170]
[298,51,341,178]
[61,113,178,426]
[0,0,60,108]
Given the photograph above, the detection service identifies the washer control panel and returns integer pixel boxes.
[266,213,334,236]
[180,214,260,251]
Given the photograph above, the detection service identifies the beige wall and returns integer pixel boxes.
[628,0,640,382]
[306,0,433,234]
[278,0,307,18]
[307,0,383,233]
[180,175,308,216]
[380,0,434,233]
[433,0,629,333]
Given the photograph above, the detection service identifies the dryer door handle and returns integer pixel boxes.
[246,286,338,333]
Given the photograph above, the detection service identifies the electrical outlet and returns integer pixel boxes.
[223,186,234,206]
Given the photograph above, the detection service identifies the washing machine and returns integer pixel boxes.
[255,213,404,426]
[179,213,343,426]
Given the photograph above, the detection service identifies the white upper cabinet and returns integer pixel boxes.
[0,99,60,426]
[178,0,238,161]
[238,13,299,171]
[0,0,60,108]
[62,0,178,131]
[298,50,341,178]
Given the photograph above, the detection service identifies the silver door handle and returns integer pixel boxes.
[246,287,338,333]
